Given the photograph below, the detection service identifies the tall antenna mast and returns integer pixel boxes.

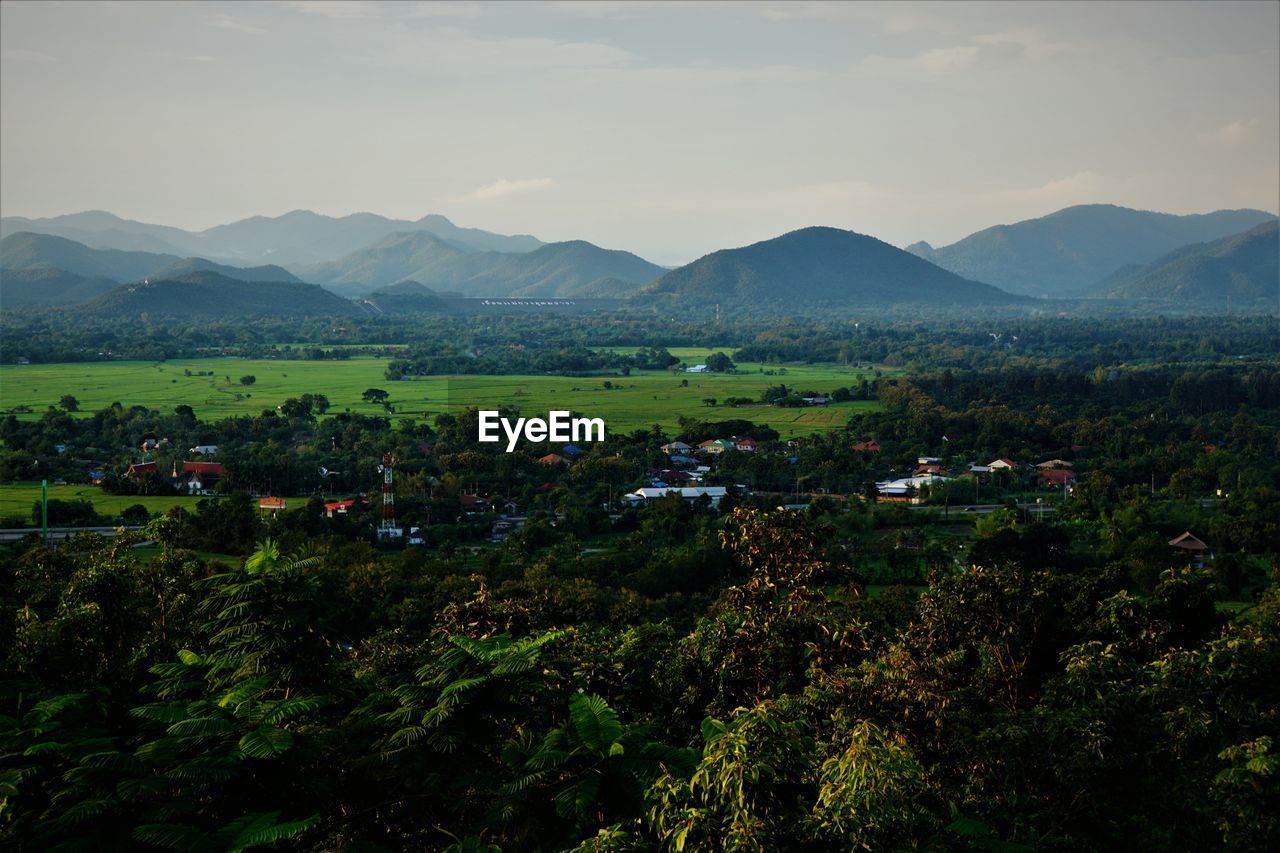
[378,452,399,539]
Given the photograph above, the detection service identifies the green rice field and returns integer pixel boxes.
[0,482,302,527]
[0,482,207,523]
[0,352,887,436]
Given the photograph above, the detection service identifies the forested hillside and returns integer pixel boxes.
[1096,220,1280,306]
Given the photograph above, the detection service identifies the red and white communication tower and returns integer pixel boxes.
[377,452,402,540]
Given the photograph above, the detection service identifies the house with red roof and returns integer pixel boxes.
[461,494,492,513]
[852,440,881,453]
[127,461,158,478]
[324,499,355,517]
[537,453,570,467]
[1038,469,1076,490]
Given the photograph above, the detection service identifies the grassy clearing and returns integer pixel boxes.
[0,354,888,436]
[130,544,242,566]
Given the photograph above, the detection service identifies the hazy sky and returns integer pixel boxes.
[2,1,1277,264]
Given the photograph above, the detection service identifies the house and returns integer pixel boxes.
[140,437,169,452]
[684,364,709,373]
[1169,531,1214,569]
[698,438,735,455]
[733,437,759,452]
[324,499,355,517]
[969,464,992,474]
[661,441,693,455]
[176,461,224,495]
[259,496,288,512]
[918,456,940,465]
[624,486,729,508]
[912,464,944,477]
[189,445,218,456]
[127,461,158,478]
[851,440,881,453]
[537,453,570,467]
[987,458,1018,470]
[561,444,584,456]
[1038,469,1076,490]
[461,494,491,513]
[801,396,830,406]
[490,516,527,543]
[668,454,698,466]
[875,474,949,503]
[1036,459,1072,469]
[407,527,427,546]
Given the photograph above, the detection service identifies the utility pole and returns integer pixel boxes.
[41,479,48,544]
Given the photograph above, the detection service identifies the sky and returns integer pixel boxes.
[1,1,1277,265]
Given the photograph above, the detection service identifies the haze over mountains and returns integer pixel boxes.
[1,203,1276,316]
[301,232,668,298]
[907,205,1276,297]
[0,232,182,284]
[0,210,542,266]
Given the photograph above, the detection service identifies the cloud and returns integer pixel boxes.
[402,2,487,19]
[1,48,57,63]
[917,45,980,73]
[153,50,217,63]
[463,178,556,201]
[1205,118,1258,147]
[278,1,375,19]
[205,13,265,34]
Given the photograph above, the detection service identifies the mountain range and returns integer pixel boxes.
[3,203,1277,316]
[0,209,542,266]
[907,205,1276,296]
[300,232,667,298]
[1092,220,1279,305]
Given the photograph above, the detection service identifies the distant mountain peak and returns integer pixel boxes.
[910,204,1277,296]
[643,225,1017,308]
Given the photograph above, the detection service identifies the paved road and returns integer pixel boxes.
[0,525,144,543]
[926,504,1058,516]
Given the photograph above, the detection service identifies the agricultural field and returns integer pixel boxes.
[0,357,445,420]
[0,482,304,528]
[423,370,879,437]
[0,353,887,436]
[0,482,208,524]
